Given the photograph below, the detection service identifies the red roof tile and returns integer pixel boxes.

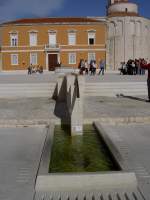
[3,17,100,25]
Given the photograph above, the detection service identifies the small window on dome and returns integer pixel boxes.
[125,8,128,12]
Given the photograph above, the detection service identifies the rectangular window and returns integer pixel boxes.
[69,53,76,64]
[49,33,56,45]
[30,53,37,65]
[10,34,18,46]
[29,33,37,46]
[68,33,76,45]
[88,53,96,63]
[88,32,95,45]
[11,54,18,65]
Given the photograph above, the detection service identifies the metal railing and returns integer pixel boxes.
[44,44,60,50]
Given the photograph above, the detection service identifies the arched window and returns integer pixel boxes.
[10,31,18,46]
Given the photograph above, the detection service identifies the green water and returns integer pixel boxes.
[49,125,120,173]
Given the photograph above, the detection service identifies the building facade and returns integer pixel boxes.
[0,0,150,71]
[0,18,106,71]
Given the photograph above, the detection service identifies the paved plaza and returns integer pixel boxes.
[0,72,150,199]
[96,123,150,200]
[0,126,47,200]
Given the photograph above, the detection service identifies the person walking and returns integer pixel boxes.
[140,59,150,102]
[84,60,88,75]
[93,61,97,75]
[98,59,105,75]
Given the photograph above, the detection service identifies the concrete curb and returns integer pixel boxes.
[37,123,55,175]
[83,116,150,125]
[36,172,137,192]
[94,122,126,170]
[35,122,138,194]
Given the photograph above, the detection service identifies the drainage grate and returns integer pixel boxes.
[34,190,145,200]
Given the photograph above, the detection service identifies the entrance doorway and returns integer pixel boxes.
[48,54,58,71]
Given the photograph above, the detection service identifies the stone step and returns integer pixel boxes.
[0,86,55,89]
[0,83,56,98]
[85,82,146,85]
[0,94,53,98]
[84,82,147,96]
[85,86,147,90]
[85,85,146,89]
[0,83,56,86]
[85,88,147,92]
[85,91,147,97]
[0,88,54,91]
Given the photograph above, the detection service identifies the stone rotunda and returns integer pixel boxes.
[106,0,150,70]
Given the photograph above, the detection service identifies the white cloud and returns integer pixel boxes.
[0,0,65,22]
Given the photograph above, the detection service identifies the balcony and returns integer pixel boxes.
[44,44,60,51]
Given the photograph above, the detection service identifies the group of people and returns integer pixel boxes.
[78,59,105,76]
[140,59,150,102]
[26,58,150,102]
[118,58,150,102]
[119,58,147,75]
[27,64,43,75]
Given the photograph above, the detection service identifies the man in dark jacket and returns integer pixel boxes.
[140,59,150,102]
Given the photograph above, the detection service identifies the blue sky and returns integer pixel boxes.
[0,0,149,23]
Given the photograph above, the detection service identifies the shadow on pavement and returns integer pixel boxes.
[117,94,147,102]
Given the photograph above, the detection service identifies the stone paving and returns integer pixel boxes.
[84,96,150,122]
[0,96,150,125]
[97,123,150,200]
[85,72,147,82]
[0,73,57,84]
[0,126,47,200]
[0,71,147,83]
[0,98,56,124]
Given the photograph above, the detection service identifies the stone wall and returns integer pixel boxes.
[108,2,138,15]
[106,16,150,70]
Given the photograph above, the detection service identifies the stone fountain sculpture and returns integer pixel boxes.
[54,73,84,136]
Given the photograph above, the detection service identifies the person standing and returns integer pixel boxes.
[27,64,32,75]
[90,60,95,75]
[98,59,105,75]
[80,59,85,75]
[140,59,150,102]
[84,60,88,75]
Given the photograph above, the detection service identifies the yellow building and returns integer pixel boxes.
[0,17,106,71]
